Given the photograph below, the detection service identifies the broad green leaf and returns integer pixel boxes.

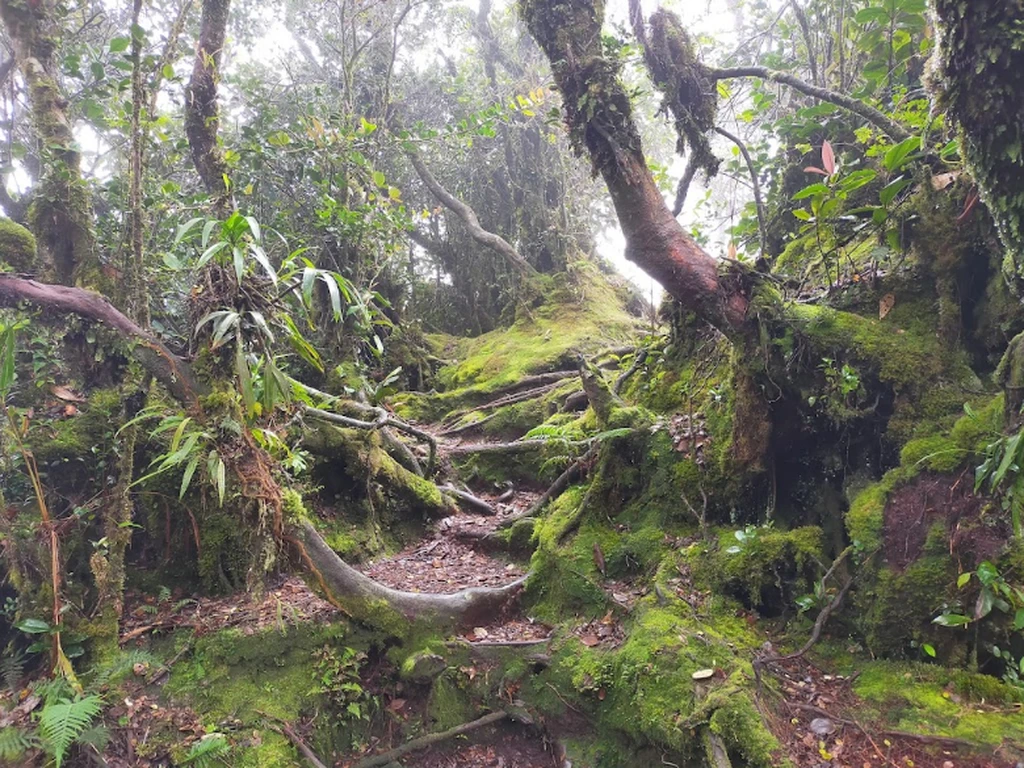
[174,217,204,245]
[109,37,131,52]
[15,618,51,634]
[921,643,936,657]
[196,240,228,268]
[201,218,219,248]
[956,572,972,588]
[880,177,913,207]
[882,136,921,172]
[932,613,971,627]
[793,183,828,201]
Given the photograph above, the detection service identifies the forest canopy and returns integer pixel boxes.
[1,0,1024,766]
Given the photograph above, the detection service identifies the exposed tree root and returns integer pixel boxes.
[613,348,648,394]
[446,438,589,456]
[302,404,437,475]
[301,425,455,519]
[497,444,599,531]
[293,521,527,632]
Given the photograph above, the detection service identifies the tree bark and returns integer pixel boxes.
[933,0,1024,286]
[186,0,233,214]
[519,0,752,341]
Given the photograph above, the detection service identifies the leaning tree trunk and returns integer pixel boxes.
[0,0,97,286]
[518,0,752,342]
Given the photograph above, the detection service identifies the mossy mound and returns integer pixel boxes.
[394,262,640,423]
[0,217,37,272]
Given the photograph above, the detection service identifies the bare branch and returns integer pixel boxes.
[406,149,536,276]
[709,66,911,141]
[714,126,768,257]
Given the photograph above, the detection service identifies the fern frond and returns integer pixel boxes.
[38,695,103,768]
[0,649,25,692]
[0,725,38,761]
[182,733,231,767]
[89,649,157,688]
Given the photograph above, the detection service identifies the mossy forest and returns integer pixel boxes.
[0,0,1023,765]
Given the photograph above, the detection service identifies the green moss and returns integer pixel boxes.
[0,217,37,272]
[394,264,639,423]
[860,557,956,657]
[691,526,824,612]
[854,661,1024,747]
[166,622,360,765]
[426,673,475,730]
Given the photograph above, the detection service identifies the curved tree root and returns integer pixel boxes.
[293,521,527,633]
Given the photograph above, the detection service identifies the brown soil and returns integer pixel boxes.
[883,471,1008,571]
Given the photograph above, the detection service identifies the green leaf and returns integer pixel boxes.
[179,455,199,499]
[170,416,192,452]
[921,643,936,657]
[15,618,51,634]
[232,246,245,282]
[793,183,828,201]
[956,572,972,589]
[932,613,971,627]
[174,217,204,245]
[235,338,256,417]
[991,432,1022,488]
[244,215,261,243]
[196,240,229,269]
[109,37,130,53]
[880,177,913,207]
[249,245,277,283]
[372,170,386,187]
[201,219,220,248]
[882,136,921,172]
[974,588,994,620]
[1014,608,1024,631]
[975,560,999,586]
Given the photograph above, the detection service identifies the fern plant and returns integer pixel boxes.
[0,725,38,763]
[37,694,103,768]
[180,733,231,767]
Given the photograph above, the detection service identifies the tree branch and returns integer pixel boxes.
[714,126,768,257]
[406,149,536,276]
[185,0,233,213]
[708,66,910,141]
[0,275,204,407]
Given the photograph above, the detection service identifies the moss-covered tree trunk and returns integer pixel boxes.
[0,0,99,287]
[933,0,1024,288]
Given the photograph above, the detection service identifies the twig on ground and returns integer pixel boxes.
[350,710,509,768]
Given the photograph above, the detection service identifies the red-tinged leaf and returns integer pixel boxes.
[957,187,979,223]
[387,698,406,712]
[822,140,836,175]
[804,167,829,176]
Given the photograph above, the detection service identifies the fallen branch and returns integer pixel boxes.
[497,443,598,530]
[786,702,978,749]
[351,710,508,768]
[260,713,329,768]
[438,484,497,515]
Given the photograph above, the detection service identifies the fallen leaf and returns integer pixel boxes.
[580,634,601,647]
[50,385,86,402]
[879,293,895,320]
[473,626,489,640]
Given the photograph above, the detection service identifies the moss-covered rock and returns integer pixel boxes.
[0,217,37,272]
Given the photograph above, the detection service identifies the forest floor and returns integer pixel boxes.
[100,461,1019,768]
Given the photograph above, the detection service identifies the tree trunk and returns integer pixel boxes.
[518,0,752,341]
[933,0,1024,288]
[0,0,97,286]
[186,0,233,214]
